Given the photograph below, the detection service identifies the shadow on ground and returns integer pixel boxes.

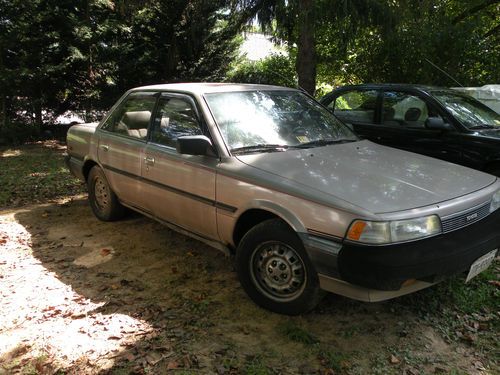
[0,197,490,374]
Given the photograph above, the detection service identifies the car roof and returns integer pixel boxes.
[131,82,299,95]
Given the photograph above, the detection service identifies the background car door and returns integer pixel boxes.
[142,93,219,239]
[97,91,158,211]
[327,89,380,140]
[380,90,462,163]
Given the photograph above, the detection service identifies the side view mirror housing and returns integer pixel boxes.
[176,135,215,156]
[426,117,453,131]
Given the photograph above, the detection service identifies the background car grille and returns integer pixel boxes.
[441,201,491,233]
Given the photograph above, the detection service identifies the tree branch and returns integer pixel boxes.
[482,22,500,39]
[452,0,500,25]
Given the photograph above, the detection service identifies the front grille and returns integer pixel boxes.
[441,201,491,233]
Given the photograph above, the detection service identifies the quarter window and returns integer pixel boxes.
[331,90,378,124]
[101,92,157,139]
[151,96,203,148]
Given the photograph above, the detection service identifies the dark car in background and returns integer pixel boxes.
[320,84,500,176]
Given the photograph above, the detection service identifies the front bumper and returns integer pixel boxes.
[305,209,500,300]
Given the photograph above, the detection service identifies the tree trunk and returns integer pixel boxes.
[296,0,316,95]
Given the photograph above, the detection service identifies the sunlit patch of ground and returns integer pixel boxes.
[0,211,153,374]
[1,149,23,158]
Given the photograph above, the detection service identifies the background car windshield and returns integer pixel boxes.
[205,90,355,150]
[432,91,500,128]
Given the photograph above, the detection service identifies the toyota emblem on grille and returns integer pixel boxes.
[466,213,478,221]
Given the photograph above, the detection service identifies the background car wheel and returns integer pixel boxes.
[87,166,125,221]
[236,218,323,315]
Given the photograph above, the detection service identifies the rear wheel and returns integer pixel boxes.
[87,166,125,221]
[236,219,323,315]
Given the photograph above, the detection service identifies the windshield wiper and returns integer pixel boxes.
[294,138,356,149]
[231,144,290,155]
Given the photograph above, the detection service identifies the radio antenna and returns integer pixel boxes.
[424,58,464,87]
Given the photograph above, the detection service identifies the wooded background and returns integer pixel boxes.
[0,0,498,143]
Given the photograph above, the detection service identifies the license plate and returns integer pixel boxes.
[465,249,498,283]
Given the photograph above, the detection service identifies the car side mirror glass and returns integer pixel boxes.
[176,135,215,156]
[426,117,452,130]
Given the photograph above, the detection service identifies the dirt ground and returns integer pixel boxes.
[0,192,498,374]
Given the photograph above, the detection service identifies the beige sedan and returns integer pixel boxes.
[66,83,500,315]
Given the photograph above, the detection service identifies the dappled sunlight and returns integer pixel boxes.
[1,149,23,158]
[0,211,154,372]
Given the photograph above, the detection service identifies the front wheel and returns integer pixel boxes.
[87,166,125,221]
[236,219,323,315]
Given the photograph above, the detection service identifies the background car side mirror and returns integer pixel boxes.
[426,117,453,131]
[176,135,215,156]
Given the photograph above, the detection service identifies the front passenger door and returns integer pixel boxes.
[143,94,219,239]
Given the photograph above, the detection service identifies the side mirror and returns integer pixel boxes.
[176,135,215,156]
[426,117,453,130]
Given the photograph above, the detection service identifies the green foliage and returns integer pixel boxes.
[0,0,243,142]
[226,54,296,87]
[321,0,500,86]
[0,122,40,146]
[0,142,84,207]
[277,320,319,345]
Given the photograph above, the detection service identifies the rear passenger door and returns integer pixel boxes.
[97,91,158,211]
[143,93,219,239]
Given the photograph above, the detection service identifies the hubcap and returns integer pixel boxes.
[94,176,110,210]
[251,242,306,302]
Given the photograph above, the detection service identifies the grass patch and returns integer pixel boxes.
[0,141,84,207]
[317,347,350,374]
[394,261,499,369]
[243,355,272,375]
[277,320,319,345]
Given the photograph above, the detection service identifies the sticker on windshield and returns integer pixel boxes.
[296,136,310,143]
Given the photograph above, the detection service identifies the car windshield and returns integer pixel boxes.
[432,91,500,129]
[204,90,357,154]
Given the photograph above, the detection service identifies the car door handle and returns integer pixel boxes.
[144,156,155,166]
[100,145,109,152]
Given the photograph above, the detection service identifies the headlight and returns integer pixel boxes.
[490,190,500,213]
[346,215,442,245]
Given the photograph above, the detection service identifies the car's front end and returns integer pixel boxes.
[306,186,500,301]
[201,84,500,312]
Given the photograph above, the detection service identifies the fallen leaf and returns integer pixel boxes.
[100,248,112,256]
[167,360,179,370]
[390,355,400,364]
[488,280,500,288]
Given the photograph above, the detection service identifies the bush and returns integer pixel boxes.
[0,122,41,146]
[226,54,297,88]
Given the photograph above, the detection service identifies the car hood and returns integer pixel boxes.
[236,140,496,214]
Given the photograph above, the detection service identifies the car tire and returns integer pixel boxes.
[87,166,125,221]
[236,218,323,315]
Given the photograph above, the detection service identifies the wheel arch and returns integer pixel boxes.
[232,201,306,248]
[82,159,99,182]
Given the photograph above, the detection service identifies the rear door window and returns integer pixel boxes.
[101,92,157,140]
